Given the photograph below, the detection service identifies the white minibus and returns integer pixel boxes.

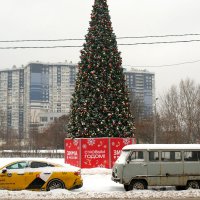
[112,144,200,191]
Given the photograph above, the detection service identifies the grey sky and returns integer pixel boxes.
[0,0,200,95]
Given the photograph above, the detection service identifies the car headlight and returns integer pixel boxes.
[112,167,118,178]
[114,167,117,174]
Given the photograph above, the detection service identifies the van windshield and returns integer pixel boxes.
[115,150,130,164]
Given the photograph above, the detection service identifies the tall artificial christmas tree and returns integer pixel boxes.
[68,0,135,138]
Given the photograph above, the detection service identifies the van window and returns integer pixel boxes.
[184,151,200,161]
[130,151,144,161]
[116,150,130,164]
[161,151,181,161]
[149,151,159,161]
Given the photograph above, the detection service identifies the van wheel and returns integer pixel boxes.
[186,181,200,189]
[124,184,133,191]
[132,180,147,190]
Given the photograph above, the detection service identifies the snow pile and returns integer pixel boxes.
[1,186,200,199]
[81,167,111,175]
[1,158,200,199]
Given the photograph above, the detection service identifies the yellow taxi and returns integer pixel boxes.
[0,160,83,191]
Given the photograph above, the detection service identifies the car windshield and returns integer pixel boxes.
[115,150,130,164]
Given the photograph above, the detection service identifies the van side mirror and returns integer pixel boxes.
[126,156,131,164]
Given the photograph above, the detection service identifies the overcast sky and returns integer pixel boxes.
[0,0,200,95]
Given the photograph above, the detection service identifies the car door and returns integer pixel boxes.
[25,161,53,190]
[0,161,27,190]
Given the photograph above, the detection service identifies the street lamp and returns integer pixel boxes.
[153,98,158,144]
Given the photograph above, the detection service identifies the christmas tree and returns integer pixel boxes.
[68,0,135,138]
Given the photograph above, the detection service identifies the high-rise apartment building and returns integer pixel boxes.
[124,68,155,119]
[0,66,24,139]
[0,63,154,141]
[24,62,76,136]
[0,62,76,140]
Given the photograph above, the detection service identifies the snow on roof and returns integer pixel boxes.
[123,144,200,150]
[0,158,80,172]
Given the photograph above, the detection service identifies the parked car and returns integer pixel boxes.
[0,160,83,191]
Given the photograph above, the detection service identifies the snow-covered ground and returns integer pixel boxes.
[1,158,200,199]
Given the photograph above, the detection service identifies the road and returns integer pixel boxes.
[12,198,200,200]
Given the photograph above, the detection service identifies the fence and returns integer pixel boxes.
[0,150,64,158]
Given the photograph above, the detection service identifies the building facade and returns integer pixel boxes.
[124,68,155,120]
[0,62,76,140]
[0,66,24,140]
[0,63,154,141]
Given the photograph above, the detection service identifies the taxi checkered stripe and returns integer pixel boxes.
[26,172,52,189]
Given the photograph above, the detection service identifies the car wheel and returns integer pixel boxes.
[46,179,65,191]
[186,181,200,189]
[124,184,133,191]
[132,180,147,190]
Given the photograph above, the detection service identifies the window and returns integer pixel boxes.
[184,151,200,161]
[6,161,27,169]
[40,117,48,122]
[149,151,159,161]
[130,151,144,161]
[161,151,181,161]
[30,161,54,168]
[116,150,130,164]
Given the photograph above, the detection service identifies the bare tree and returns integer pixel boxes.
[158,79,200,143]
[129,92,145,122]
[0,108,19,149]
[39,115,70,150]
[158,86,183,143]
[179,79,200,142]
[129,91,155,143]
[134,119,154,143]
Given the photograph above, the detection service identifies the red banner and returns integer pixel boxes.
[110,138,133,168]
[81,138,109,168]
[64,139,80,167]
[65,137,135,168]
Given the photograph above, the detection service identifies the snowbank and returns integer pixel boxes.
[0,158,200,199]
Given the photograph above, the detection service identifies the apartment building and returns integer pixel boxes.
[124,68,155,119]
[0,66,24,139]
[0,62,76,140]
[0,63,154,141]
